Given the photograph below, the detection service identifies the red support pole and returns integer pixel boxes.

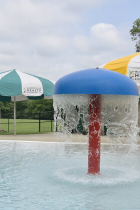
[88,94,101,175]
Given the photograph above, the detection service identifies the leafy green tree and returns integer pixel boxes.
[130,18,140,52]
[16,101,28,112]
[25,99,53,113]
[16,100,29,119]
[25,99,54,120]
[0,102,5,111]
[2,101,14,117]
[0,99,54,119]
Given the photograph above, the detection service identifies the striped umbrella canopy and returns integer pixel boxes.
[0,69,54,135]
[99,52,140,93]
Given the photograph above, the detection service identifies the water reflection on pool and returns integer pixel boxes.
[0,141,140,210]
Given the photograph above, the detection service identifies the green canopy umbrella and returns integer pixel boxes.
[0,69,54,135]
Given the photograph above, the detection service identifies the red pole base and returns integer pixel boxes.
[88,94,101,175]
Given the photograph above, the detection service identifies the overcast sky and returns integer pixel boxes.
[0,0,140,81]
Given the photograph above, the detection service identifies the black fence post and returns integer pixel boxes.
[51,119,52,132]
[8,118,9,132]
[56,117,57,132]
[39,112,41,132]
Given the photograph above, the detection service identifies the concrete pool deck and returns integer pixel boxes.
[0,133,88,142]
[0,132,140,144]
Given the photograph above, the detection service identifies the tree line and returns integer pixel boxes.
[0,99,54,119]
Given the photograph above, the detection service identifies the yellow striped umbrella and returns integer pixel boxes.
[99,52,140,93]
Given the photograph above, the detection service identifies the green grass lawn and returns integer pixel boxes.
[0,119,54,135]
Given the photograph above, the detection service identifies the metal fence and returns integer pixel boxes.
[0,111,54,134]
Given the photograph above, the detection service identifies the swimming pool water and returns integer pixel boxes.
[0,141,140,210]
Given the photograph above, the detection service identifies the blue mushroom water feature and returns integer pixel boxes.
[53,68,139,175]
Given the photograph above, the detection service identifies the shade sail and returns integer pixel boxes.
[99,53,140,93]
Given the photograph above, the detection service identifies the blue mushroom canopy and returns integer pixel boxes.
[54,68,139,96]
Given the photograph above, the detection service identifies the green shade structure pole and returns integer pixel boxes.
[14,96,16,136]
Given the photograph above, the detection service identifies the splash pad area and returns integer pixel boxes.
[1,68,140,209]
[1,141,140,209]
[53,68,139,175]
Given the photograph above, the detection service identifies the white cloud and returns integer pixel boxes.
[72,23,135,70]
[35,36,69,56]
[62,0,109,11]
[0,0,136,82]
[0,0,80,42]
[73,35,90,54]
[90,23,120,47]
[73,23,133,54]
